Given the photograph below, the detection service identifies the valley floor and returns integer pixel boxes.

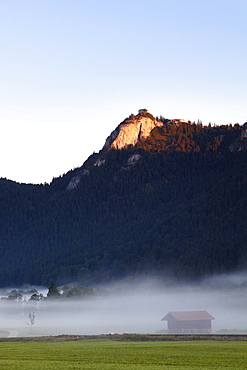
[0,336,247,369]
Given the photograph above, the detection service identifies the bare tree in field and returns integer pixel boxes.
[26,312,35,333]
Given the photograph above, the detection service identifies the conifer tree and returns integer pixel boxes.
[47,281,61,298]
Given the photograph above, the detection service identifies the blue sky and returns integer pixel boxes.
[1,0,247,184]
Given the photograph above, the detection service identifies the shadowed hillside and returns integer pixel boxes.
[1,111,247,286]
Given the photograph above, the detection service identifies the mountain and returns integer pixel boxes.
[1,109,247,286]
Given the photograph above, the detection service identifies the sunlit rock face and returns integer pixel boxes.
[67,110,161,190]
[104,110,163,150]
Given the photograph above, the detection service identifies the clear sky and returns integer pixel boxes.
[1,0,247,184]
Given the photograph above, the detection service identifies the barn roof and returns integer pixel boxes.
[161,310,215,322]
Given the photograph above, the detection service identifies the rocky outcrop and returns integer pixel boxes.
[66,170,89,190]
[127,154,141,164]
[104,110,163,150]
[66,175,81,190]
[67,110,162,190]
[94,158,106,167]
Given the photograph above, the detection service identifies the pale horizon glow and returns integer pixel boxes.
[1,0,247,184]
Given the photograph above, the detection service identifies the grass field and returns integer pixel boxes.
[0,338,247,369]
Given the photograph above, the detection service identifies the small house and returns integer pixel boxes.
[171,119,187,124]
[161,310,215,334]
[138,109,148,114]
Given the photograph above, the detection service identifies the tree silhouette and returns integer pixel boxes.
[47,281,61,298]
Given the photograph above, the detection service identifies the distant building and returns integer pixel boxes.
[171,119,188,124]
[138,109,148,114]
[161,310,215,334]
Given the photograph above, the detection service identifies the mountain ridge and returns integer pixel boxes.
[0,110,247,286]
[65,109,246,191]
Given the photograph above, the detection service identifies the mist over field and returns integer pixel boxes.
[1,273,247,337]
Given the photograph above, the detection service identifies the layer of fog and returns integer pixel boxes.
[1,272,247,337]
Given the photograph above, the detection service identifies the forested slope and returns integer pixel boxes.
[0,116,247,286]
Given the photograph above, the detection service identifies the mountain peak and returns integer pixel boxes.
[104,109,163,150]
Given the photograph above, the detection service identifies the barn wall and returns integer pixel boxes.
[167,319,212,334]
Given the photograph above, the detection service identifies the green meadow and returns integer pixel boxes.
[0,339,247,369]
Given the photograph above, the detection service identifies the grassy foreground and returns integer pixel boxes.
[0,338,247,369]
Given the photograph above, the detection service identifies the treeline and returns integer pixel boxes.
[0,121,247,286]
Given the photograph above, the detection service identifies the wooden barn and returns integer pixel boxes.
[161,311,215,334]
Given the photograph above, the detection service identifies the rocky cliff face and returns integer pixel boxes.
[66,110,247,191]
[104,110,163,150]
